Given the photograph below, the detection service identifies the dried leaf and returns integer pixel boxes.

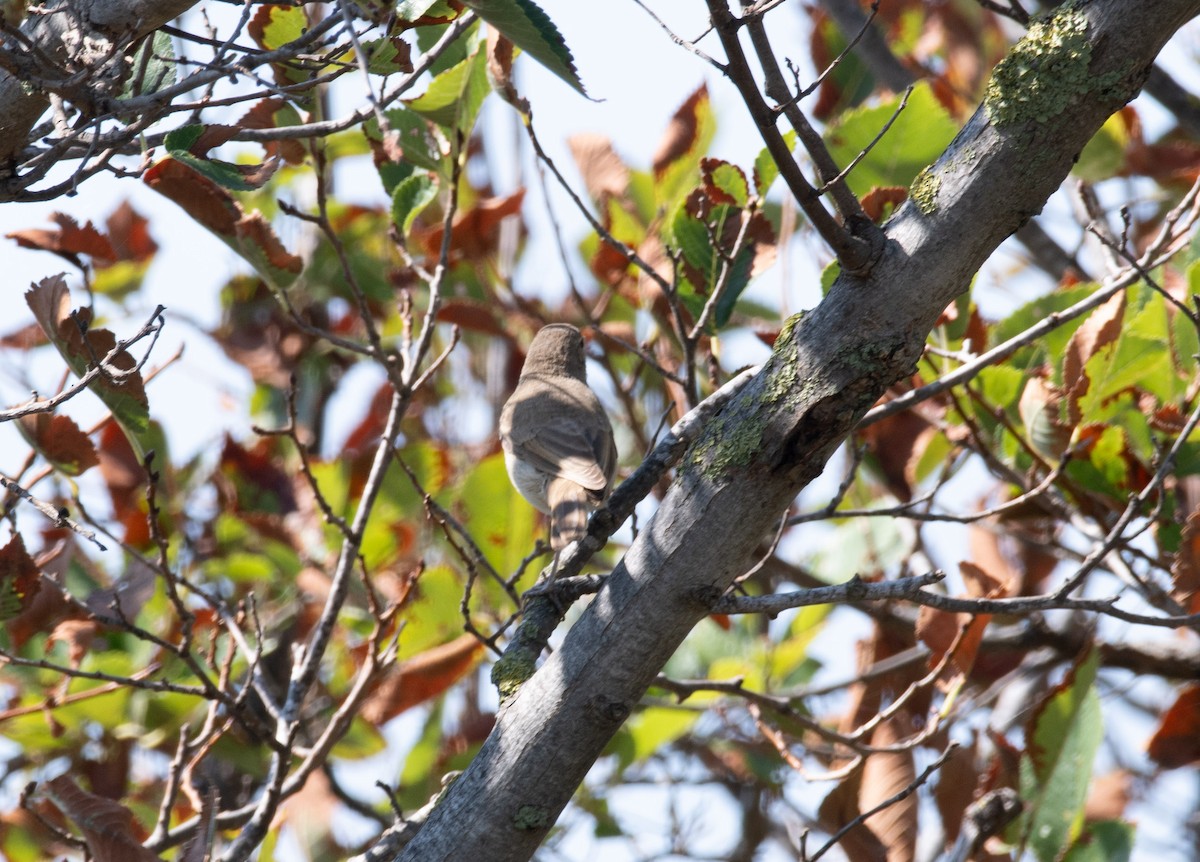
[0,533,42,622]
[16,412,99,476]
[859,717,918,862]
[43,775,163,862]
[568,133,630,205]
[1147,684,1200,769]
[652,84,708,177]
[361,633,484,724]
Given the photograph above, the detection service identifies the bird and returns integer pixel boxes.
[499,323,616,554]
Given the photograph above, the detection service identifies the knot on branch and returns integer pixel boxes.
[587,693,631,726]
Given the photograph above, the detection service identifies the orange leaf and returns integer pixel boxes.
[361,634,484,724]
[1147,684,1200,769]
[17,412,99,476]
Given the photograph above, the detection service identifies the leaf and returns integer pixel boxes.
[25,277,151,452]
[144,157,302,288]
[0,534,41,622]
[859,718,918,862]
[653,85,715,208]
[752,130,796,197]
[120,29,175,99]
[624,706,700,763]
[7,213,116,268]
[1018,375,1070,458]
[461,0,585,95]
[164,124,280,191]
[568,133,631,205]
[823,81,959,198]
[700,157,750,207]
[391,172,439,235]
[43,775,163,862]
[1061,820,1134,862]
[1021,649,1104,862]
[1146,684,1200,769]
[16,412,98,476]
[1063,291,1125,426]
[406,48,490,133]
[361,634,484,724]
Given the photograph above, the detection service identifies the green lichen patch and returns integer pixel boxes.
[910,167,940,215]
[513,804,551,830]
[490,648,536,701]
[984,6,1091,126]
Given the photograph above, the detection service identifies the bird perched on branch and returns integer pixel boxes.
[499,323,616,554]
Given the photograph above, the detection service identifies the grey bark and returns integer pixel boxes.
[0,0,196,167]
[394,1,1200,860]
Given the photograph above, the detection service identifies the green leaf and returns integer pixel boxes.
[461,0,585,95]
[1062,820,1134,862]
[625,706,700,762]
[164,126,261,192]
[702,158,750,207]
[1073,112,1131,182]
[753,131,796,198]
[382,107,449,175]
[391,172,439,235]
[121,30,176,99]
[407,48,490,133]
[823,81,959,197]
[1021,650,1103,862]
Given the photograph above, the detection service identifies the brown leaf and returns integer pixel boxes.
[435,298,510,337]
[0,533,42,622]
[416,190,526,262]
[144,158,302,279]
[104,201,158,263]
[817,767,888,862]
[1063,291,1125,427]
[933,738,979,847]
[47,618,99,666]
[1147,684,1200,769]
[43,775,163,862]
[568,133,631,206]
[486,29,527,111]
[856,408,935,503]
[16,412,99,476]
[5,539,79,647]
[652,84,708,177]
[860,717,918,862]
[7,213,116,268]
[0,320,48,349]
[861,186,909,222]
[236,98,307,165]
[361,633,484,724]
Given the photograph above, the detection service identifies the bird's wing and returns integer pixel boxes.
[513,418,611,494]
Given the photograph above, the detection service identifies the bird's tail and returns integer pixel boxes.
[546,477,594,551]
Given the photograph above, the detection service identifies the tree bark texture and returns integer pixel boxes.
[0,0,196,166]
[395,1,1200,860]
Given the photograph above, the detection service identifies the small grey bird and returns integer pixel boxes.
[499,324,616,552]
